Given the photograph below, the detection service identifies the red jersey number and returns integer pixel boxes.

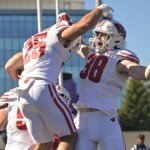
[24,32,48,64]
[80,54,108,83]
[16,108,27,130]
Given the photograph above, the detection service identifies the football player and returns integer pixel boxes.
[0,84,71,150]
[5,4,113,150]
[73,17,150,150]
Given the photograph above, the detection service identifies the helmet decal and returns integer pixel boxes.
[98,20,108,27]
[114,23,126,38]
[90,19,126,53]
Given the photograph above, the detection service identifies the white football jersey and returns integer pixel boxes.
[22,21,72,85]
[5,102,34,149]
[77,49,140,116]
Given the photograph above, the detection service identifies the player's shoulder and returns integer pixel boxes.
[115,48,137,56]
[56,20,70,28]
[115,48,140,64]
[38,21,70,36]
[42,27,51,32]
[55,21,70,34]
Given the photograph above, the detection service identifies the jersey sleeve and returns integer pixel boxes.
[55,21,70,34]
[117,49,140,64]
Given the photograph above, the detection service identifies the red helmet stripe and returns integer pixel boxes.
[114,23,126,38]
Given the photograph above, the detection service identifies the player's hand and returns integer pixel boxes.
[57,12,72,24]
[98,4,114,14]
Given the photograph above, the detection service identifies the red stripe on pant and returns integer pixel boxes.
[48,84,76,133]
[52,135,60,150]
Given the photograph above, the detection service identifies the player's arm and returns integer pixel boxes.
[56,12,92,58]
[76,41,90,59]
[0,108,8,131]
[59,4,113,46]
[60,8,102,40]
[117,60,149,80]
[5,52,23,81]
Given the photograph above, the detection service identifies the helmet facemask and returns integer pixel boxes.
[95,32,111,53]
[89,19,126,53]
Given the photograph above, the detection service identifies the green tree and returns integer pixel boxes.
[119,78,150,131]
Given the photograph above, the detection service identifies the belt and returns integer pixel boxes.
[77,108,99,113]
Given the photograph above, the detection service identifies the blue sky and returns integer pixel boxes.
[84,0,150,66]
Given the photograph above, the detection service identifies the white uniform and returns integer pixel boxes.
[74,49,140,150]
[22,21,72,84]
[5,102,34,150]
[18,20,76,144]
[0,80,34,149]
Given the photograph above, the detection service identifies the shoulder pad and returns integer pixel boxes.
[55,21,70,34]
[117,49,140,64]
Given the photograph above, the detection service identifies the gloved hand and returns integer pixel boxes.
[57,12,72,25]
[98,4,114,14]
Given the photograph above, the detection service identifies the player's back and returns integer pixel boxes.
[22,21,71,85]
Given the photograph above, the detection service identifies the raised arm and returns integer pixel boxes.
[117,60,150,80]
[5,52,23,81]
[59,4,113,46]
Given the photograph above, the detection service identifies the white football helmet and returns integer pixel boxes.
[56,85,71,104]
[89,19,126,53]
